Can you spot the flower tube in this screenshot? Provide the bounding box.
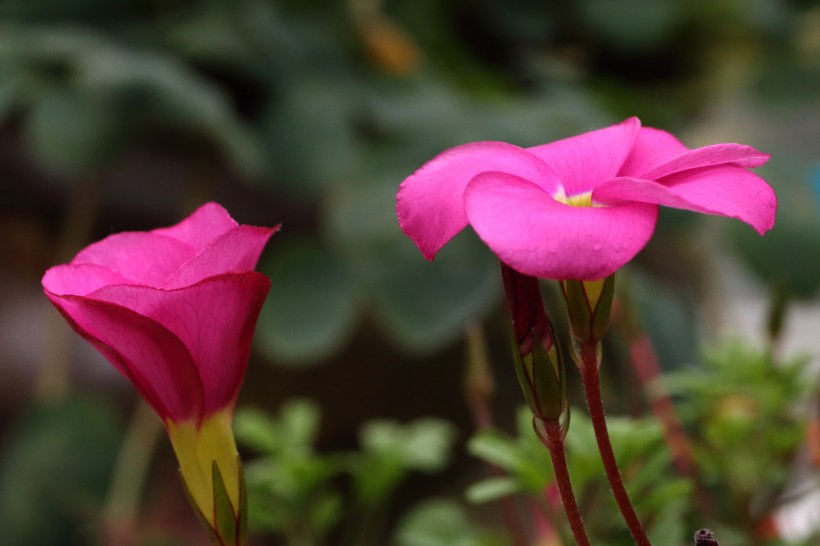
[42,202,279,544]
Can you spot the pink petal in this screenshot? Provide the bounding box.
[592,165,777,235]
[620,128,770,179]
[640,144,770,179]
[71,232,196,286]
[464,172,658,280]
[162,225,280,289]
[527,117,641,195]
[42,263,131,296]
[396,142,562,260]
[152,202,239,251]
[89,272,271,414]
[44,292,204,421]
[619,127,689,178]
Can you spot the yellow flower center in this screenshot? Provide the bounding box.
[554,190,594,208]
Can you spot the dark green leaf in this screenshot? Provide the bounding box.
[256,239,359,365]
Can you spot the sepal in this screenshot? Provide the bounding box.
[179,456,247,545]
[561,275,615,345]
[512,327,568,424]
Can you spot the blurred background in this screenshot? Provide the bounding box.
[0,1,819,545]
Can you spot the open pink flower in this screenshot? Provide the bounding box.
[397,117,776,280]
[42,202,278,422]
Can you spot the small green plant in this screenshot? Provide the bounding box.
[666,342,818,543]
[468,406,691,546]
[234,399,465,546]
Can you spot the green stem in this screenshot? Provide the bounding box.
[579,342,652,546]
[540,419,591,546]
[101,401,163,546]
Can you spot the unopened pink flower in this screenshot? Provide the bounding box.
[42,202,279,538]
[43,202,277,421]
[397,117,776,280]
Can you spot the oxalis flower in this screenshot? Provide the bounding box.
[42,202,279,545]
[396,117,776,281]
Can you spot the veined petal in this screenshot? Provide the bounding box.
[89,272,271,414]
[464,172,658,280]
[72,232,196,286]
[152,202,239,251]
[593,165,777,234]
[163,225,280,289]
[620,128,770,179]
[44,293,204,421]
[527,117,641,195]
[619,127,689,178]
[43,263,132,296]
[640,144,770,179]
[396,142,562,260]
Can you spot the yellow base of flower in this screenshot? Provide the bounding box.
[166,409,241,521]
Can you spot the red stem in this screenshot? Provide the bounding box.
[541,419,591,546]
[580,342,652,546]
[629,335,697,477]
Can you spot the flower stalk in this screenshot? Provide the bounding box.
[562,276,652,546]
[534,418,590,546]
[501,263,589,546]
[578,343,652,546]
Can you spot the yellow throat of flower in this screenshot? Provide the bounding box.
[555,190,594,208]
[166,409,241,521]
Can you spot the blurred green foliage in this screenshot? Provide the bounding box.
[234,399,459,545]
[666,342,817,543]
[0,397,122,546]
[468,406,691,545]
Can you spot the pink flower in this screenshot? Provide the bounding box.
[42,202,278,542]
[42,202,278,422]
[397,117,776,280]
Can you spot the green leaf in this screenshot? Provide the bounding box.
[646,501,687,546]
[235,400,322,455]
[256,238,359,365]
[260,76,363,197]
[360,419,456,471]
[354,419,456,504]
[308,492,343,535]
[467,416,551,495]
[370,234,499,353]
[580,0,683,52]
[325,176,500,353]
[393,499,501,546]
[466,431,523,472]
[279,399,322,449]
[465,477,519,504]
[26,87,121,176]
[234,409,282,455]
